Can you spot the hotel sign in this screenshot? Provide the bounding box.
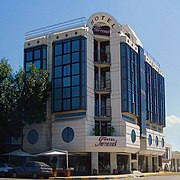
[95,136,117,147]
[87,12,119,33]
[93,26,110,36]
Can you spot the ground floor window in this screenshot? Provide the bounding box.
[98,152,110,175]
[117,154,130,174]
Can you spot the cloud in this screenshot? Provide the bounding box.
[164,115,180,151]
[166,115,180,127]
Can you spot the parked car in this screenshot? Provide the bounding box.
[0,163,16,177]
[10,161,53,178]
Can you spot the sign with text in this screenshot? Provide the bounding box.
[95,136,117,147]
[93,26,110,36]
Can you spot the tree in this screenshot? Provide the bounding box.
[0,58,50,147]
[15,64,50,125]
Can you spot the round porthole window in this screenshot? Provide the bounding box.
[162,138,165,148]
[131,129,136,143]
[155,136,159,147]
[62,127,74,143]
[27,129,38,144]
[148,134,152,146]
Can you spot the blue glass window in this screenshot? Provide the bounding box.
[54,56,62,66]
[55,66,62,78]
[26,51,32,61]
[34,60,41,69]
[72,63,79,75]
[63,88,70,98]
[131,129,136,143]
[63,54,70,64]
[24,45,47,71]
[52,36,86,112]
[27,129,38,144]
[54,89,62,99]
[72,52,79,63]
[148,134,152,146]
[155,136,158,147]
[34,49,41,59]
[63,77,70,87]
[72,97,80,109]
[55,44,62,56]
[63,41,70,54]
[62,127,74,143]
[72,40,79,52]
[72,75,80,86]
[63,65,70,76]
[63,99,70,110]
[72,86,80,97]
[162,138,165,148]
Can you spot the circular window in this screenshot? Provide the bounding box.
[27,129,38,144]
[162,138,165,148]
[62,127,74,143]
[155,136,159,147]
[148,134,152,146]
[131,129,136,143]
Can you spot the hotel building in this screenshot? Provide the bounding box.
[23,12,166,175]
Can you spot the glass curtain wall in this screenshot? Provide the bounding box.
[52,36,86,112]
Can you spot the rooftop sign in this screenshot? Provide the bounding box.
[87,12,119,33]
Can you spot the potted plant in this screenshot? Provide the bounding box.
[108,126,115,136]
[92,126,100,136]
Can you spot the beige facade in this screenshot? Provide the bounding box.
[23,12,165,175]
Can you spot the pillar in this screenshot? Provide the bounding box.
[91,152,98,175]
[110,152,117,174]
[148,155,152,172]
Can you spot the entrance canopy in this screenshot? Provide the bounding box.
[36,148,69,169]
[36,148,67,156]
[2,149,35,157]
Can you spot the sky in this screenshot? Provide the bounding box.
[0,0,180,150]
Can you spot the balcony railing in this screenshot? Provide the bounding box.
[94,51,111,65]
[95,78,111,92]
[95,106,111,119]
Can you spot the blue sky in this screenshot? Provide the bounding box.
[0,0,180,150]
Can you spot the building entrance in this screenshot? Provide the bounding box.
[98,152,110,175]
[117,154,130,174]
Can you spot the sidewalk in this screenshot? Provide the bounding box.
[49,171,180,180]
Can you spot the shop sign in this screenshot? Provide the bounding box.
[93,26,110,36]
[95,136,117,147]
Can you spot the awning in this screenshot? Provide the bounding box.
[36,148,66,156]
[36,148,69,169]
[2,149,35,157]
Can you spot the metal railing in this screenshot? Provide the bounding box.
[95,106,111,118]
[94,78,111,91]
[94,51,111,64]
[25,17,87,40]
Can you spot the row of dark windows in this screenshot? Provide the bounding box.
[145,63,166,126]
[24,36,86,113]
[121,43,140,116]
[52,36,86,112]
[24,45,47,72]
[121,43,165,128]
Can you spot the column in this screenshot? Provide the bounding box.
[148,155,152,172]
[110,152,117,174]
[91,152,98,175]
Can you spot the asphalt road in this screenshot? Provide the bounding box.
[126,174,180,180]
[1,175,180,180]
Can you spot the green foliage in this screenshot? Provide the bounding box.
[0,58,50,143]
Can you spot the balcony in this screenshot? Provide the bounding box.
[94,51,111,67]
[95,106,111,120]
[95,78,111,93]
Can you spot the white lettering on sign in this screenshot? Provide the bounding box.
[95,136,117,147]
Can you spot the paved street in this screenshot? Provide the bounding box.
[1,175,180,180]
[124,175,180,180]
